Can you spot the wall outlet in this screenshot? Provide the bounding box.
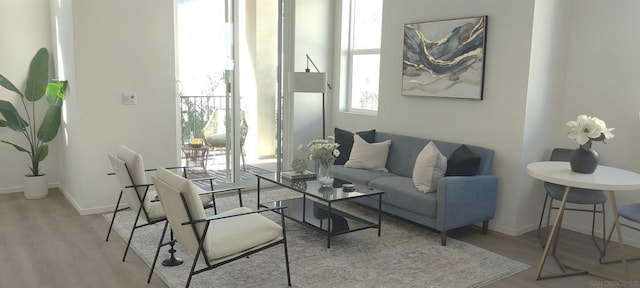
[122,93,137,105]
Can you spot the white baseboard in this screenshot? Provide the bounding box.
[0,182,62,195]
[0,186,23,195]
[57,183,129,216]
[481,221,640,249]
[485,222,520,237]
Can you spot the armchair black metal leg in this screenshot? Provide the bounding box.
[148,221,170,283]
[280,210,292,287]
[237,188,243,207]
[185,223,210,288]
[123,205,144,262]
[212,193,218,215]
[106,190,123,242]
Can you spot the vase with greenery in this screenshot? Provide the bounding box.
[306,137,340,187]
[0,48,66,198]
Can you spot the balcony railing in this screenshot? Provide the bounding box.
[180,95,227,144]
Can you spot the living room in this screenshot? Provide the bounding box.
[2,0,640,287]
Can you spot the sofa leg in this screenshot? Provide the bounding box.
[440,231,447,246]
[482,220,489,235]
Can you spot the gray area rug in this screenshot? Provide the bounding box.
[104,189,529,288]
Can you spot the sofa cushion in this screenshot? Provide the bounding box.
[334,127,376,165]
[368,176,437,218]
[413,142,447,193]
[332,165,396,185]
[345,134,391,172]
[446,144,481,176]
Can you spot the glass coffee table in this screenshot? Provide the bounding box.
[256,173,384,248]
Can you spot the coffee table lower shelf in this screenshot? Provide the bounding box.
[260,197,380,248]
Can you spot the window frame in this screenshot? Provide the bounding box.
[345,0,381,114]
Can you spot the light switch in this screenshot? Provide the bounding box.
[122,93,137,105]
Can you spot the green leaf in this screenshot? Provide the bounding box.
[34,144,48,162]
[0,100,28,131]
[37,105,62,142]
[0,74,25,98]
[24,48,49,102]
[0,140,30,153]
[45,81,66,107]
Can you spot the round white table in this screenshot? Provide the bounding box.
[527,161,640,281]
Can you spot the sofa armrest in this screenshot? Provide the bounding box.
[435,175,498,231]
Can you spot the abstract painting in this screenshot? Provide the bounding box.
[402,16,487,99]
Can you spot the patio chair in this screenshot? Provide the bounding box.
[151,167,291,288]
[201,109,248,170]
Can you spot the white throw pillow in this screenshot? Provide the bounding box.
[413,141,447,193]
[345,134,391,172]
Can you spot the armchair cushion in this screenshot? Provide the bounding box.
[204,207,282,260]
[112,148,166,221]
[154,168,281,261]
[156,168,209,255]
[116,146,148,211]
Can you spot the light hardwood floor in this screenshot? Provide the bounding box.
[1,189,639,287]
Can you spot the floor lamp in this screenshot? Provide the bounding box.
[289,71,328,138]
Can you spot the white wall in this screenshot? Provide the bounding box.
[0,0,58,193]
[54,0,179,214]
[333,0,640,247]
[555,0,640,245]
[517,0,571,233]
[334,0,537,236]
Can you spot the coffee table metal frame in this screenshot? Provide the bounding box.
[255,173,384,248]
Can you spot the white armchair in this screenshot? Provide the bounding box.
[152,167,291,287]
[107,145,245,283]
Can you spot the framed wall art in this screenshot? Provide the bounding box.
[402,16,487,100]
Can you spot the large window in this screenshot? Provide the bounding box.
[347,0,382,112]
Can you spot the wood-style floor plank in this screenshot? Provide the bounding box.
[0,189,167,288]
[1,189,639,287]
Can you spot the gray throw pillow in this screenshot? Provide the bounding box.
[446,145,481,176]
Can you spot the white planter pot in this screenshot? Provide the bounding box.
[24,174,48,199]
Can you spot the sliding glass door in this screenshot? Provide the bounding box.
[176,0,283,186]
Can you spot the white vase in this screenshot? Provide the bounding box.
[24,174,48,199]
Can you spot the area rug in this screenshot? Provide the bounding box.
[104,189,529,288]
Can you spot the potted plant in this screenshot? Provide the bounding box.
[0,48,66,199]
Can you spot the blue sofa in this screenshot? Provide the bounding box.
[332,131,498,245]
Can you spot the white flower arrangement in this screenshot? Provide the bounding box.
[304,137,340,168]
[566,114,614,150]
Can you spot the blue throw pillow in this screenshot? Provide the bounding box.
[334,127,376,165]
[445,144,481,176]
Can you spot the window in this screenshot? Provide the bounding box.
[347,0,382,112]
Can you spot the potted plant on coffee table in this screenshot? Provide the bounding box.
[0,48,66,199]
